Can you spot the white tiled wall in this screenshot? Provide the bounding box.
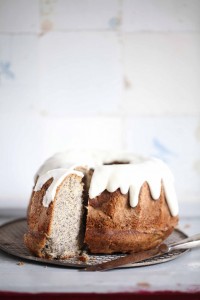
[39,32,122,116]
[0,0,199,207]
[52,0,120,30]
[122,0,200,32]
[122,33,200,115]
[0,0,39,33]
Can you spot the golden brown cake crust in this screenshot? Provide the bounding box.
[25,174,178,256]
[84,182,178,254]
[24,178,55,258]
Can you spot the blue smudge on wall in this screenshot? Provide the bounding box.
[152,138,176,162]
[0,61,15,80]
[108,17,120,29]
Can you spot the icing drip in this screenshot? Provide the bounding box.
[89,158,178,217]
[34,168,84,207]
[34,150,178,216]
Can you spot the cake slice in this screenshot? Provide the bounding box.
[24,170,85,258]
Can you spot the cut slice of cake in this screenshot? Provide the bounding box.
[24,170,85,258]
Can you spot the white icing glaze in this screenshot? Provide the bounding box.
[36,149,141,176]
[34,150,178,216]
[36,149,102,176]
[34,168,84,207]
[89,158,178,216]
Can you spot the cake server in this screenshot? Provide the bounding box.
[84,233,200,271]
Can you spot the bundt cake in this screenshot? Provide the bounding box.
[24,150,179,259]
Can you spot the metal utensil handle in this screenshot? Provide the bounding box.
[170,233,200,247]
[170,239,200,251]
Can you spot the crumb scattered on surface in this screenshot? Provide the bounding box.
[137,282,151,288]
[79,253,89,262]
[17,261,24,266]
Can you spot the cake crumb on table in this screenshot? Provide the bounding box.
[17,261,24,266]
[79,253,89,262]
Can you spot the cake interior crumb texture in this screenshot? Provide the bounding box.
[42,175,84,258]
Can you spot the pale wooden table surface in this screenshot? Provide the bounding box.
[0,203,199,293]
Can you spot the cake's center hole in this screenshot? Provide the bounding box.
[103,161,130,165]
